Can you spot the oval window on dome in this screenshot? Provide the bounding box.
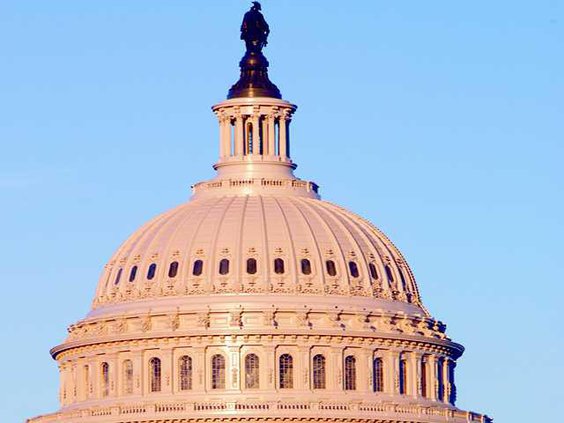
[385,265,394,282]
[325,260,337,276]
[219,258,230,275]
[114,268,122,285]
[369,263,379,280]
[301,258,312,275]
[147,263,157,280]
[274,258,285,274]
[348,261,360,278]
[168,261,179,278]
[192,260,203,276]
[246,258,257,275]
[129,265,138,282]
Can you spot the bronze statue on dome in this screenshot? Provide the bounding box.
[240,2,270,52]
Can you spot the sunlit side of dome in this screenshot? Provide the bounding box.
[28,4,490,423]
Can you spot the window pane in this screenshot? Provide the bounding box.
[420,358,427,398]
[313,354,326,389]
[192,260,203,276]
[348,261,359,278]
[344,355,356,390]
[219,259,230,275]
[245,354,260,389]
[437,358,444,401]
[326,260,337,276]
[399,358,407,395]
[301,258,312,275]
[211,354,226,389]
[274,258,285,275]
[123,360,133,394]
[246,258,257,275]
[279,354,293,389]
[147,263,157,280]
[373,357,384,392]
[129,266,138,282]
[150,357,161,392]
[179,356,192,391]
[168,261,179,278]
[101,362,110,397]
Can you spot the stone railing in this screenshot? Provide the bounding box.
[27,400,492,423]
[191,177,319,197]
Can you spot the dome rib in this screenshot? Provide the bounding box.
[286,196,327,293]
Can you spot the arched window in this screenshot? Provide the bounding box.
[219,259,230,275]
[369,263,379,280]
[300,258,312,275]
[245,354,260,389]
[385,265,394,283]
[279,354,293,389]
[168,261,179,278]
[192,259,203,276]
[312,354,326,389]
[129,265,138,282]
[211,354,226,389]
[373,357,384,392]
[147,263,157,280]
[246,258,257,274]
[344,355,356,390]
[348,261,360,278]
[274,258,285,274]
[325,260,337,276]
[179,356,192,391]
[420,357,428,398]
[101,362,110,397]
[437,358,445,401]
[114,268,122,285]
[123,360,133,394]
[149,357,161,392]
[399,357,407,395]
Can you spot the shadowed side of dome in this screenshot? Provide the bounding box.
[93,196,424,313]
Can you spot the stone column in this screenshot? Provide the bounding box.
[234,112,244,156]
[360,347,372,392]
[444,358,454,404]
[160,348,173,394]
[194,346,206,392]
[251,110,260,155]
[329,346,343,391]
[107,353,118,397]
[384,350,399,394]
[229,345,241,391]
[297,346,310,391]
[132,350,144,395]
[429,355,439,401]
[264,345,276,391]
[220,116,231,158]
[279,113,287,159]
[267,112,276,156]
[408,352,420,397]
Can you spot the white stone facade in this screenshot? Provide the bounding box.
[28,15,490,423]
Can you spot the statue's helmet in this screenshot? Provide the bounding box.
[252,1,262,10]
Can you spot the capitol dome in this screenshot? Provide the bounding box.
[29,4,490,423]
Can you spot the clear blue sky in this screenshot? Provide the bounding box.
[1,1,562,421]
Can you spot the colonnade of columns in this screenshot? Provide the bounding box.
[215,103,294,161]
[58,344,456,408]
